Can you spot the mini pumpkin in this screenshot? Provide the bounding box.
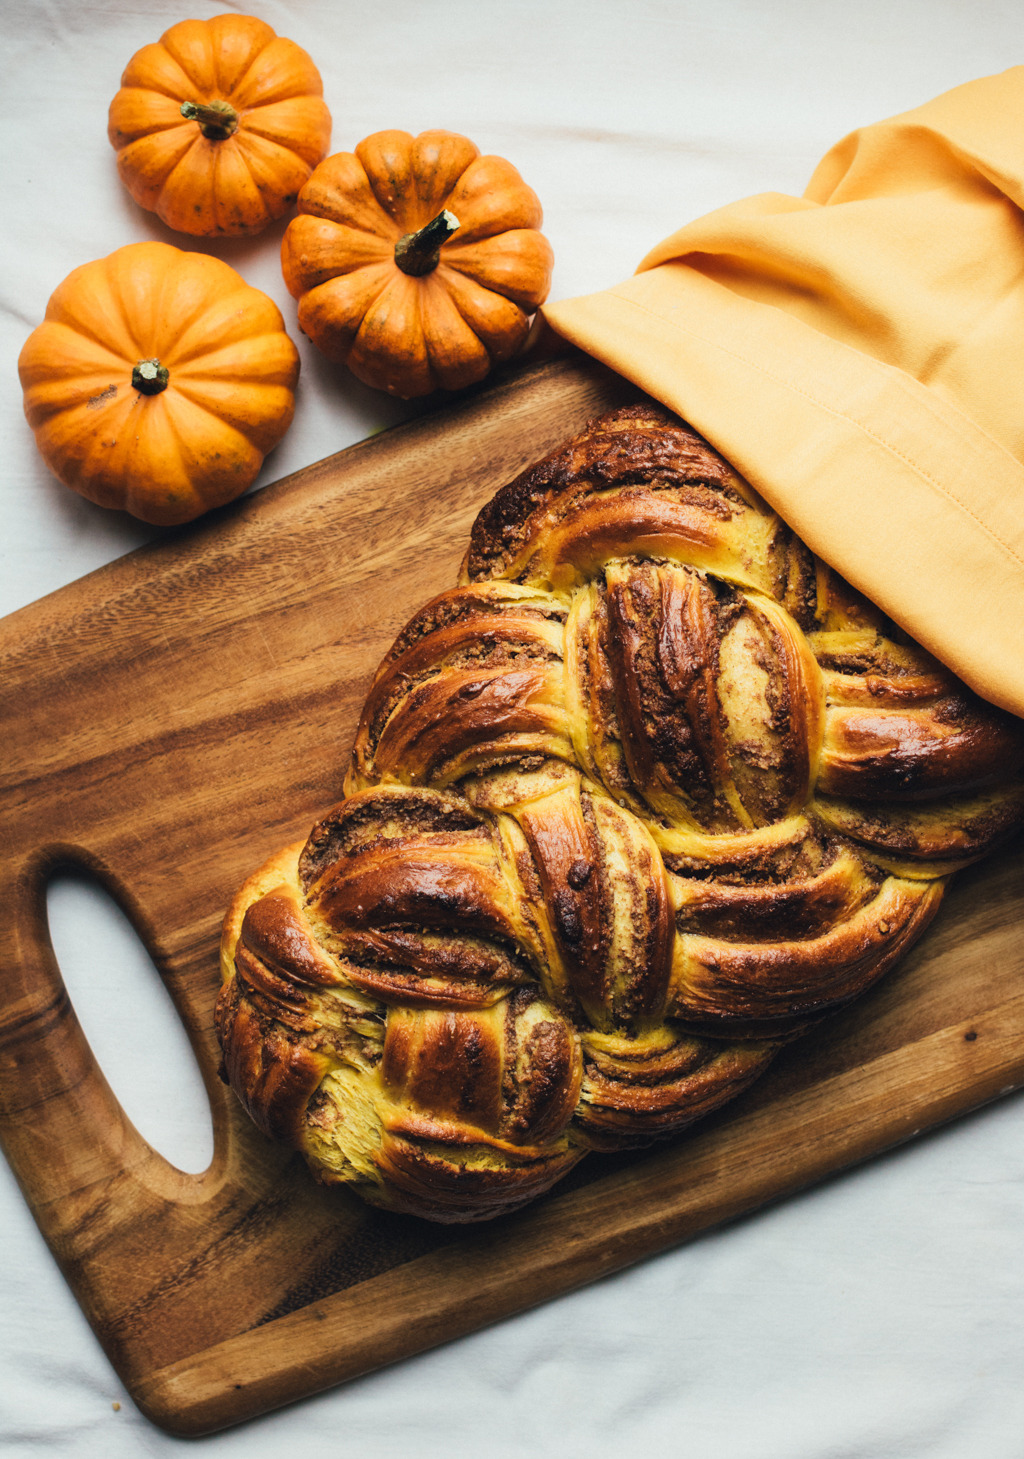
[108,14,331,237]
[281,129,554,397]
[18,242,300,526]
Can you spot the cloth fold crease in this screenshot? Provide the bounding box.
[545,66,1024,716]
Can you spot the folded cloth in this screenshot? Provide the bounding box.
[544,67,1024,718]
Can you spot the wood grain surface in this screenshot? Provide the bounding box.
[1,354,1022,1436]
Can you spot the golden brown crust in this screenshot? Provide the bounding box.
[218,405,1024,1221]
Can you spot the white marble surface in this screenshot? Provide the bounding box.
[3,2,1024,1454]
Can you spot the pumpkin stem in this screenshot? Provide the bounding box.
[132,359,169,396]
[394,210,460,277]
[180,99,239,141]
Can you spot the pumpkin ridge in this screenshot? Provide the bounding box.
[240,94,329,119]
[159,20,222,96]
[36,392,141,472]
[359,269,423,348]
[364,169,409,226]
[212,142,271,235]
[283,219,394,294]
[304,206,401,247]
[119,42,196,104]
[167,385,297,455]
[164,289,290,366]
[27,320,131,387]
[134,257,206,366]
[238,88,327,116]
[229,35,323,109]
[111,402,166,506]
[63,396,169,514]
[110,92,188,143]
[168,372,295,404]
[152,307,245,369]
[439,234,553,311]
[293,150,399,234]
[234,97,330,147]
[41,261,129,355]
[168,331,299,377]
[115,128,198,210]
[356,131,421,231]
[129,251,238,363]
[442,155,544,240]
[72,263,145,364]
[151,400,265,518]
[419,271,490,390]
[229,129,312,197]
[123,77,196,107]
[350,271,430,396]
[297,265,395,361]
[433,266,530,366]
[154,131,220,229]
[22,377,125,431]
[435,254,518,299]
[159,387,265,469]
[208,15,277,95]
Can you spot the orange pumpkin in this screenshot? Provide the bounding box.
[18,242,300,526]
[281,129,554,397]
[108,14,331,237]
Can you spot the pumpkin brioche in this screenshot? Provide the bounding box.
[217,405,1024,1221]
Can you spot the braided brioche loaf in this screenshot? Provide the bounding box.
[217,405,1024,1222]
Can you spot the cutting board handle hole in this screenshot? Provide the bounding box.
[46,870,214,1175]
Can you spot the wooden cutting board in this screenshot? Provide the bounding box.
[2,354,1023,1436]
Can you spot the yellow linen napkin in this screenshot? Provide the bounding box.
[544,67,1024,717]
